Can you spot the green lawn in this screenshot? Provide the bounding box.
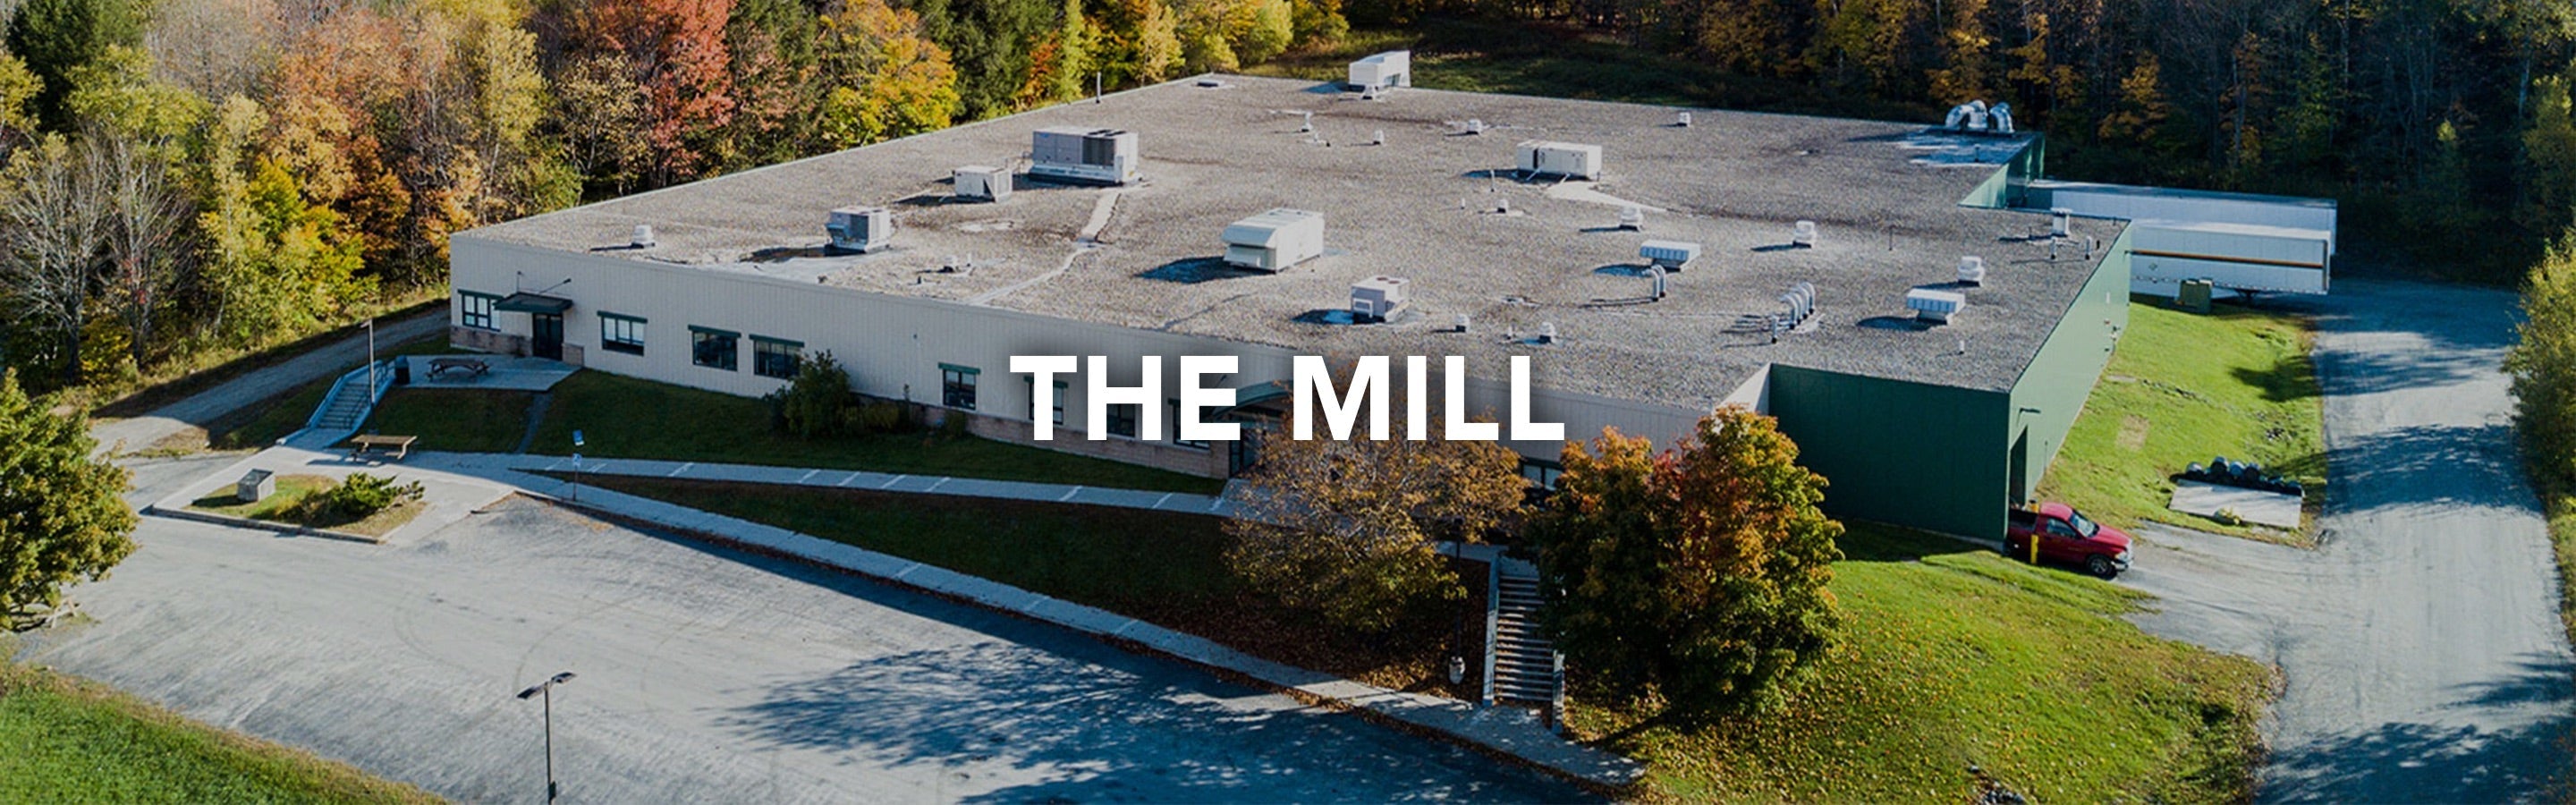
[2037,298,2325,542]
[0,661,434,803]
[1574,522,2275,803]
[364,388,534,453]
[531,371,1224,495]
[188,474,427,538]
[202,338,455,452]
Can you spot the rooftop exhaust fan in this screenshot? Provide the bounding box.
[1536,322,1558,343]
[1792,220,1818,247]
[1957,256,1987,285]
[1676,111,1693,128]
[1616,206,1644,231]
[2049,208,2072,238]
[631,225,657,249]
[1455,313,1471,334]
[1462,119,1487,135]
[1908,288,1967,323]
[1371,129,1385,146]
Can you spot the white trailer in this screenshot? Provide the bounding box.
[1348,51,1411,91]
[1516,140,1602,180]
[1222,208,1326,272]
[1030,126,1139,185]
[2128,220,2331,296]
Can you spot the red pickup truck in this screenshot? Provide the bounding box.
[2005,503,2134,579]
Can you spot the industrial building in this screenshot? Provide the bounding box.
[451,73,2178,538]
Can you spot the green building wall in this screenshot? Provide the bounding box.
[1767,227,2131,539]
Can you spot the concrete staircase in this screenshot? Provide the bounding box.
[311,368,381,432]
[1485,560,1564,720]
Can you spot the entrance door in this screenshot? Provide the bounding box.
[2008,429,2031,505]
[531,313,564,360]
[1228,431,1263,477]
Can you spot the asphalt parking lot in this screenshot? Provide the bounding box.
[20,454,1590,803]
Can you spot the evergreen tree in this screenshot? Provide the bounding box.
[0,369,135,624]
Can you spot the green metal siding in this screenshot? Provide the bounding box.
[2007,227,2134,502]
[1769,366,2009,538]
[1957,135,2046,209]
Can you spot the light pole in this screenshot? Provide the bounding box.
[364,318,377,402]
[515,671,576,802]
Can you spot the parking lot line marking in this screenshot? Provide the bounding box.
[1058,486,1082,502]
[880,474,907,489]
[927,478,951,492]
[798,469,820,484]
[666,462,693,478]
[1154,492,1175,508]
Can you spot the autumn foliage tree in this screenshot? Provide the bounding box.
[1528,406,1843,720]
[1224,405,1527,633]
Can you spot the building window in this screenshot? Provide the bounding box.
[1171,400,1208,449]
[459,292,498,330]
[691,326,738,370]
[940,363,979,410]
[1520,460,1563,490]
[1107,403,1139,438]
[752,336,802,378]
[599,313,646,355]
[1027,378,1067,425]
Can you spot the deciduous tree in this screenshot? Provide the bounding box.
[0,369,134,624]
[1528,407,1843,719]
[2510,230,2576,492]
[0,135,106,386]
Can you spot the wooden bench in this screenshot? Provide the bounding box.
[348,434,418,462]
[427,357,490,378]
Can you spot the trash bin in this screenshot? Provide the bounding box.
[394,357,411,386]
[2178,278,2215,313]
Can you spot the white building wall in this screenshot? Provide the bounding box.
[452,236,1710,474]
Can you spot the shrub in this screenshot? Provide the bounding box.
[303,472,424,521]
[772,351,858,439]
[849,400,908,433]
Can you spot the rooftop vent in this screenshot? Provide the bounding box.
[1455,313,1472,333]
[953,165,1010,202]
[1348,50,1411,92]
[631,225,656,249]
[1297,110,1315,133]
[1030,126,1138,185]
[1944,100,2014,134]
[1908,288,1967,323]
[1350,275,1410,322]
[1676,111,1693,128]
[2049,208,2072,238]
[1372,129,1385,146]
[826,207,893,253]
[1616,205,1643,231]
[1222,208,1326,272]
[1536,322,1558,344]
[1772,282,1817,343]
[1640,240,1702,270]
[1516,140,1603,180]
[1793,220,1818,247]
[1462,118,1487,135]
[1648,266,1668,300]
[1957,256,1987,285]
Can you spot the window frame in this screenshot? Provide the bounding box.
[940,363,979,411]
[1519,460,1563,490]
[690,326,740,371]
[458,291,500,331]
[1025,377,1067,426]
[599,312,647,355]
[751,335,802,379]
[1170,399,1208,449]
[1106,403,1139,438]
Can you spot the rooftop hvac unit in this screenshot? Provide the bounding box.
[1640,240,1702,270]
[631,225,657,249]
[826,206,893,253]
[1516,140,1603,180]
[1221,208,1326,272]
[1908,288,1967,323]
[953,165,1010,202]
[1350,275,1410,322]
[1957,256,1987,285]
[1792,220,1818,247]
[1348,50,1411,92]
[1029,126,1138,185]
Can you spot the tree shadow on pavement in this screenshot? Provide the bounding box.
[717,641,1598,803]
[2320,423,2533,514]
[2262,712,2571,802]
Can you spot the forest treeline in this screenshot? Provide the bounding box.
[0,0,2571,397]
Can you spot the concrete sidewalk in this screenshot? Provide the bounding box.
[140,447,518,545]
[436,453,1242,517]
[150,447,1642,788]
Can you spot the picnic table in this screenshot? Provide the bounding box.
[427,357,490,378]
[348,434,418,462]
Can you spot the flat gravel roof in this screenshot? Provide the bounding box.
[460,75,2122,408]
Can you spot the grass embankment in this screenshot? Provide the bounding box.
[584,476,2273,801]
[85,295,445,419]
[573,475,1460,694]
[0,661,434,803]
[1575,523,2275,803]
[364,388,535,453]
[186,474,427,538]
[2038,298,2325,543]
[527,371,1224,495]
[191,337,455,452]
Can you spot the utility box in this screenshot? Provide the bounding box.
[1907,288,1967,324]
[826,207,893,253]
[2178,278,2215,313]
[1222,208,1326,272]
[1347,51,1411,91]
[1350,275,1410,321]
[238,469,275,503]
[1516,140,1603,180]
[953,165,1010,202]
[1030,127,1138,185]
[1640,240,1702,270]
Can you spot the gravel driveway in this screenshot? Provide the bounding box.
[2122,279,2573,802]
[17,454,1590,803]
